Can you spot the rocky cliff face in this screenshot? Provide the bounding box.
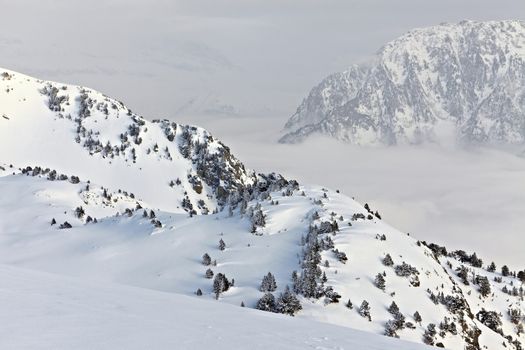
[281,20,525,145]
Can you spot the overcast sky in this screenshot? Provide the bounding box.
[1,0,524,121]
[1,1,524,267]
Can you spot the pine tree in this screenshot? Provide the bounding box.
[358,300,371,321]
[196,288,202,296]
[219,239,226,251]
[517,322,524,336]
[202,253,212,266]
[477,276,491,297]
[502,265,510,277]
[256,292,276,312]
[469,252,483,268]
[321,271,328,283]
[382,253,394,266]
[423,323,436,345]
[393,310,406,330]
[291,270,300,293]
[457,265,470,285]
[205,268,214,279]
[388,301,400,315]
[346,298,353,309]
[487,261,496,272]
[414,311,422,324]
[517,270,525,283]
[213,273,230,299]
[374,273,386,291]
[384,320,399,338]
[251,208,266,232]
[75,206,85,219]
[476,309,502,333]
[260,272,277,292]
[276,286,302,316]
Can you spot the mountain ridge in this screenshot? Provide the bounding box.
[1,67,524,349]
[281,20,525,145]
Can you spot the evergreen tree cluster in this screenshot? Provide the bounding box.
[453,250,483,268]
[438,317,458,337]
[476,309,502,335]
[384,306,406,337]
[255,286,302,316]
[292,225,340,301]
[422,323,437,346]
[426,290,469,315]
[363,203,382,220]
[250,204,266,233]
[393,262,420,286]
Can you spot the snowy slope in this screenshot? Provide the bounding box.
[281,20,525,145]
[0,68,264,215]
[0,264,431,350]
[0,68,524,349]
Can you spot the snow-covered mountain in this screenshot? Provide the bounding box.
[281,20,525,145]
[1,68,524,349]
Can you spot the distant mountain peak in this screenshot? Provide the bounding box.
[281,20,525,145]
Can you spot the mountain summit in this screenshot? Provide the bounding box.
[281,20,525,145]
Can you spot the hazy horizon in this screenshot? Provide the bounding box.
[1,1,524,268]
[1,0,524,121]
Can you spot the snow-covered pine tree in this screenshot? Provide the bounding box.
[384,320,399,338]
[388,301,400,315]
[374,273,386,291]
[256,292,276,312]
[414,311,422,324]
[202,253,212,266]
[218,238,226,251]
[275,286,302,316]
[212,273,230,299]
[260,272,277,292]
[382,253,394,266]
[423,323,436,345]
[358,300,371,321]
[477,275,491,297]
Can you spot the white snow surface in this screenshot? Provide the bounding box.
[0,264,432,350]
[0,67,524,350]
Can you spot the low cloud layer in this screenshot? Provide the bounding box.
[186,114,525,270]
